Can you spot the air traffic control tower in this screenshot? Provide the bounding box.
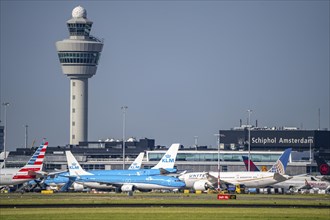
[56,6,104,145]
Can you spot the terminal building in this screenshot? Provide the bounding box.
[2,126,329,176]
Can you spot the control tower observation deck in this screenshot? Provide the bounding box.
[56,6,104,145]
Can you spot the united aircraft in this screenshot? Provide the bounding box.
[242,154,330,192]
[66,148,185,192]
[0,142,48,186]
[179,148,292,191]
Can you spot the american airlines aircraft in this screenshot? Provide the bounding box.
[0,142,48,186]
[179,148,292,191]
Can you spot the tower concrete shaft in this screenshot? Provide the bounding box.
[56,6,104,145]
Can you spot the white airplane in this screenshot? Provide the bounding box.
[273,175,330,192]
[0,142,48,186]
[242,155,330,192]
[0,151,10,169]
[179,148,292,191]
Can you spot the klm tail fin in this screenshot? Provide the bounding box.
[152,143,180,169]
[128,152,144,170]
[315,157,330,176]
[65,151,93,176]
[268,148,292,174]
[242,156,260,172]
[13,142,48,180]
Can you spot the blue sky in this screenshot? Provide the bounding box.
[1,0,329,150]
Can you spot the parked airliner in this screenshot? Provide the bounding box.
[242,155,330,192]
[179,148,292,191]
[40,143,180,191]
[0,142,48,186]
[67,148,185,192]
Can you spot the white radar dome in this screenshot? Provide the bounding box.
[72,6,87,18]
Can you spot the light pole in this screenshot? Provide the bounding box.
[25,125,28,149]
[214,133,221,191]
[308,136,313,162]
[121,106,128,170]
[194,136,198,150]
[2,102,9,168]
[247,109,252,172]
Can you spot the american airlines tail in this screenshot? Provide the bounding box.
[13,142,48,181]
[152,143,180,169]
[128,152,144,170]
[65,151,93,176]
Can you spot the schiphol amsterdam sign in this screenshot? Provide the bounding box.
[251,137,313,145]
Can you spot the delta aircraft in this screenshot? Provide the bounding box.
[179,148,292,191]
[242,155,330,192]
[0,142,48,186]
[66,148,185,192]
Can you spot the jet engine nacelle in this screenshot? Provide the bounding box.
[193,181,209,191]
[121,184,135,192]
[73,183,84,192]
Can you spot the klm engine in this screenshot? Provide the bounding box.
[121,184,135,192]
[73,183,84,192]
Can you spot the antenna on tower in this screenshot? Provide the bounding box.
[318,108,321,130]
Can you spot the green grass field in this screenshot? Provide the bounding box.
[0,193,329,220]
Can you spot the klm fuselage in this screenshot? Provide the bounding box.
[77,175,185,191]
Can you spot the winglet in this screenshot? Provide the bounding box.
[152,143,180,169]
[128,152,144,170]
[269,148,292,174]
[65,151,93,176]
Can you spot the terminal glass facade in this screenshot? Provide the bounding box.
[147,151,283,162]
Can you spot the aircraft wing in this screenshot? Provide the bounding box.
[28,170,68,178]
[273,173,291,182]
[205,172,230,189]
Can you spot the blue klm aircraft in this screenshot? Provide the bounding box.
[36,143,180,191]
[66,145,185,192]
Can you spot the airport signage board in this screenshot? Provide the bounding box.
[221,130,315,148]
